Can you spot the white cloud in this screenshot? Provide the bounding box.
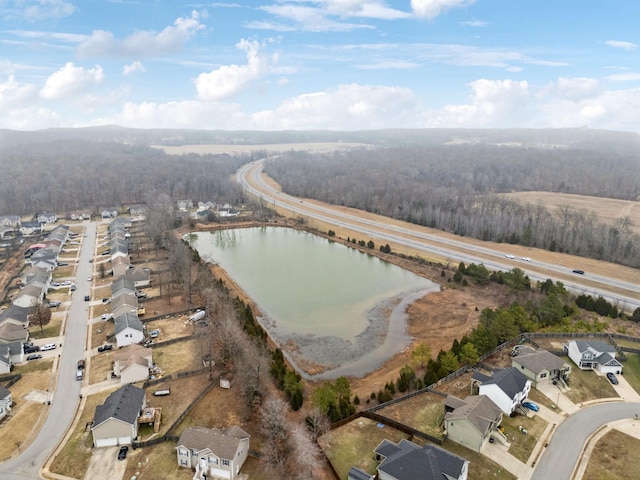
[76,11,205,57]
[606,72,640,82]
[195,39,275,101]
[459,19,487,27]
[0,75,38,109]
[6,29,86,43]
[0,106,62,130]
[411,0,475,20]
[123,61,145,76]
[553,77,602,100]
[39,62,104,100]
[8,0,76,22]
[249,84,423,130]
[356,60,419,70]
[605,40,637,51]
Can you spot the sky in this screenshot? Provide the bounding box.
[1,0,639,132]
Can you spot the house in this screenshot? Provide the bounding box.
[512,346,571,387]
[114,312,144,348]
[20,221,42,236]
[114,345,152,385]
[0,215,21,229]
[128,204,147,218]
[348,467,374,480]
[0,347,12,374]
[101,208,118,219]
[0,305,31,327]
[12,285,44,309]
[91,384,146,447]
[472,367,531,415]
[564,340,622,374]
[0,322,29,345]
[176,425,250,480]
[36,212,57,224]
[0,385,12,421]
[444,394,505,452]
[115,267,151,289]
[374,438,469,480]
[177,200,193,212]
[111,256,131,278]
[111,292,138,319]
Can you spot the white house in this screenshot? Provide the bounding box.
[114,313,144,348]
[12,285,44,308]
[565,340,622,374]
[374,438,469,480]
[0,385,12,420]
[0,348,12,375]
[473,367,531,415]
[176,425,250,480]
[91,384,146,447]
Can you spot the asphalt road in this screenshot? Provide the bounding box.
[0,222,96,480]
[531,402,640,480]
[236,160,640,313]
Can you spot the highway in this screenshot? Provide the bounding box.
[236,160,640,313]
[0,222,96,480]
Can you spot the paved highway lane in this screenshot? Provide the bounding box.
[0,222,96,480]
[236,161,640,313]
[531,402,640,480]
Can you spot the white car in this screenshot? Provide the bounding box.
[522,257,531,262]
[41,343,56,351]
[505,254,515,259]
[101,313,112,321]
[87,276,92,281]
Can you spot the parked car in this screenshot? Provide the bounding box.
[48,301,61,307]
[70,284,76,291]
[522,401,539,412]
[87,276,92,281]
[24,345,40,353]
[97,344,113,352]
[101,313,111,321]
[102,297,111,303]
[84,295,90,301]
[26,354,42,361]
[41,343,56,351]
[606,372,619,385]
[135,290,147,298]
[58,262,68,266]
[117,446,129,460]
[77,359,85,369]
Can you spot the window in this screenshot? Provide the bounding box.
[540,372,547,379]
[209,457,218,465]
[180,459,187,466]
[222,459,230,467]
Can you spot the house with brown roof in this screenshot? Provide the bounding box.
[512,346,571,387]
[114,344,152,385]
[444,394,505,452]
[176,425,250,480]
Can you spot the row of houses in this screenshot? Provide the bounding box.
[0,225,71,375]
[176,200,241,218]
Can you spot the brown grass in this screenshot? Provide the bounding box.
[500,413,548,463]
[582,429,640,480]
[377,392,446,440]
[502,191,640,235]
[563,361,619,403]
[49,388,116,478]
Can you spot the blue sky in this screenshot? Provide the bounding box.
[1,0,638,131]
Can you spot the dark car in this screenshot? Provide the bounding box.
[97,344,113,352]
[117,445,129,460]
[26,354,42,361]
[84,295,90,301]
[25,345,40,353]
[70,284,76,291]
[607,372,619,385]
[572,269,585,274]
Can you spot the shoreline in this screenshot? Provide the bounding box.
[257,284,441,380]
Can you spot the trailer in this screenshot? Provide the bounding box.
[188,310,206,322]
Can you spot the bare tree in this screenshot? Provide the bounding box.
[31,300,52,333]
[290,424,322,479]
[259,397,291,469]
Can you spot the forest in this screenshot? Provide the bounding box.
[264,143,640,267]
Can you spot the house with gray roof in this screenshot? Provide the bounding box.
[565,340,622,374]
[374,438,469,480]
[111,292,138,319]
[114,312,144,348]
[0,215,21,229]
[91,384,146,447]
[473,367,531,415]
[444,394,505,452]
[0,347,12,374]
[176,425,250,480]
[12,284,44,309]
[0,385,12,420]
[348,467,374,480]
[115,267,151,289]
[0,322,29,345]
[512,346,571,387]
[20,221,42,236]
[0,305,31,327]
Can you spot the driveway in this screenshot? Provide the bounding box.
[83,446,127,480]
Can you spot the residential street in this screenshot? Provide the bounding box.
[0,222,96,480]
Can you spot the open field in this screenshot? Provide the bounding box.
[582,429,640,480]
[377,392,446,440]
[502,191,640,235]
[501,413,548,463]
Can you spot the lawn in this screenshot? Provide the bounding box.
[377,392,446,440]
[437,440,516,480]
[28,313,63,339]
[619,353,640,395]
[563,357,619,403]
[500,412,548,463]
[319,417,409,479]
[49,387,117,478]
[582,429,640,480]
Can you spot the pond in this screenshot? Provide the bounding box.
[190,227,439,379]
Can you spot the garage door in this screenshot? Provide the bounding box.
[95,437,118,448]
[117,436,132,445]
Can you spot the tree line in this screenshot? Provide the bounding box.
[264,145,640,267]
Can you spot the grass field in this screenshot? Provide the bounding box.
[376,392,446,440]
[582,429,640,480]
[562,357,619,403]
[500,413,548,463]
[620,353,640,394]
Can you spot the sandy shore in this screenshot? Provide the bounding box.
[258,284,441,380]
